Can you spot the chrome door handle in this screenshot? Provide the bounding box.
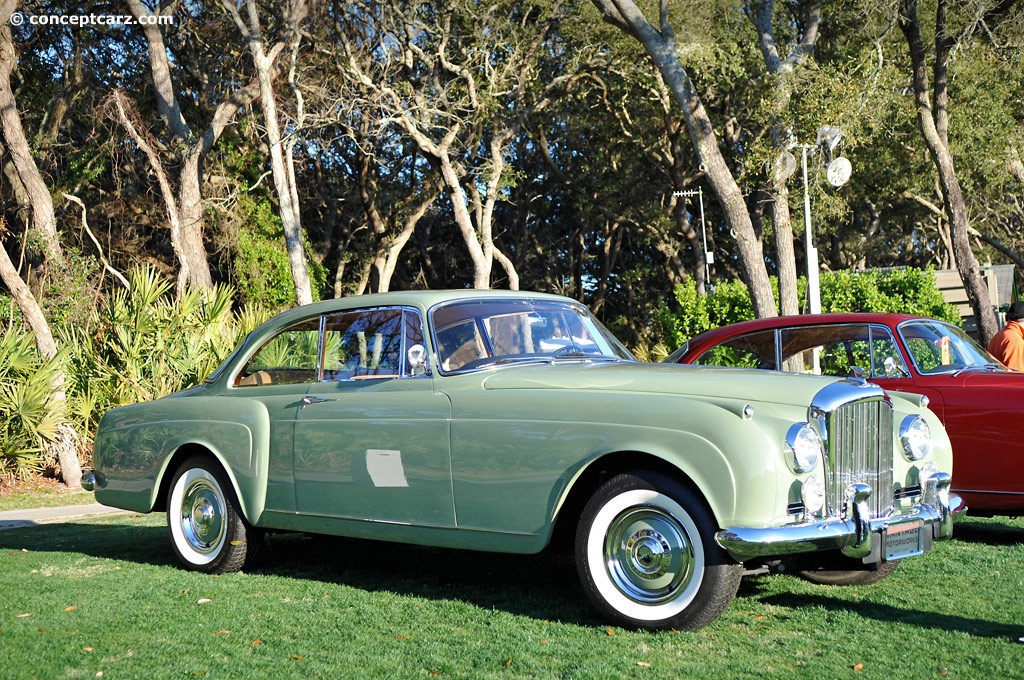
[301,395,333,405]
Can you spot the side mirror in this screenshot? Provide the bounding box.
[407,344,430,376]
[883,356,909,378]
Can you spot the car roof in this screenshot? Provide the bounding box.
[246,289,583,339]
[276,289,569,317]
[677,312,939,360]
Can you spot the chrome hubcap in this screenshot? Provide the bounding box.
[605,506,694,604]
[180,477,225,555]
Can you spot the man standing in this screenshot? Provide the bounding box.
[988,301,1024,370]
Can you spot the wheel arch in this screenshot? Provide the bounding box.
[549,451,720,553]
[154,444,263,526]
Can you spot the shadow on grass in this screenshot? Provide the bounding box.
[0,516,175,567]
[0,518,598,626]
[4,518,1019,637]
[250,531,595,624]
[950,518,1024,546]
[755,590,1021,641]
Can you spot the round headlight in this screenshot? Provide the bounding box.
[900,415,932,461]
[919,461,939,485]
[801,474,826,515]
[786,422,822,473]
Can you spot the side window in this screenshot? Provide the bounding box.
[694,329,776,369]
[237,318,321,386]
[868,326,908,377]
[780,324,871,377]
[323,308,404,380]
[436,319,485,371]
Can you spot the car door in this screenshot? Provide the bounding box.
[292,306,455,527]
[232,315,323,513]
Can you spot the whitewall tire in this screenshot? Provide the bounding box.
[575,472,742,630]
[167,456,258,574]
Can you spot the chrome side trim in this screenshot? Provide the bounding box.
[950,488,1024,497]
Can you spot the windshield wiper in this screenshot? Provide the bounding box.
[951,363,1005,377]
[493,356,553,366]
[552,347,592,359]
[550,352,623,363]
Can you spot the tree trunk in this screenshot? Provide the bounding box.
[0,0,64,269]
[444,168,492,289]
[748,0,822,317]
[770,177,800,316]
[0,0,79,487]
[124,0,217,292]
[591,0,777,318]
[898,0,998,343]
[223,0,313,306]
[0,242,81,488]
[378,190,441,293]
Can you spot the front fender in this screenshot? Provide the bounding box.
[92,396,271,523]
[549,394,794,532]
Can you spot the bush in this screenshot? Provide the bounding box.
[59,265,271,445]
[653,267,961,351]
[0,328,64,479]
[231,196,327,310]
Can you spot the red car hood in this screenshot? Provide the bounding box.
[937,367,1024,388]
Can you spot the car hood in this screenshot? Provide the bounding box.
[481,361,860,408]
[954,367,1024,387]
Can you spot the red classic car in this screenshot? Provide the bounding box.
[668,313,1022,516]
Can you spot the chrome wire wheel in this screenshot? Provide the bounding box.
[603,504,696,606]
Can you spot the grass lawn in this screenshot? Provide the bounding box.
[1,512,1021,679]
[0,477,94,512]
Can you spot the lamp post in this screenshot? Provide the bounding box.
[781,126,851,315]
[673,188,712,292]
[800,145,821,314]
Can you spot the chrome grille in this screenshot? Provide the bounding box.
[820,394,893,518]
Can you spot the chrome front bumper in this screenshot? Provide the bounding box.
[716,472,965,563]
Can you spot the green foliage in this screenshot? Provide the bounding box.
[41,247,102,328]
[654,267,960,350]
[58,265,271,442]
[653,278,757,352]
[0,329,64,479]
[232,196,327,310]
[820,268,960,321]
[2,267,274,472]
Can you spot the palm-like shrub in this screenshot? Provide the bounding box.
[60,266,271,445]
[0,329,64,478]
[4,266,273,478]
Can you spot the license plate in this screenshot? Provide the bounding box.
[884,520,924,560]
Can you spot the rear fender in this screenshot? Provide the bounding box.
[93,396,272,523]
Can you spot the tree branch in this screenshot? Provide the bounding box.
[62,193,130,289]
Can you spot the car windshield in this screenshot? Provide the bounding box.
[898,319,1001,374]
[431,299,633,372]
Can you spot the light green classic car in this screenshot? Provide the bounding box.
[84,290,963,630]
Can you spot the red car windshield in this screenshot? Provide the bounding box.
[897,319,1001,374]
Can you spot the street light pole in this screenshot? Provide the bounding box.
[783,126,850,316]
[673,188,712,291]
[800,145,822,315]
